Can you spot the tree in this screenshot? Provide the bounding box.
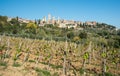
[0,15,8,27]
[26,22,37,29]
[44,24,54,28]
[117,29,120,35]
[26,22,37,34]
[67,32,74,39]
[10,18,19,25]
[79,31,87,39]
[34,19,37,25]
[38,19,41,24]
[16,16,19,21]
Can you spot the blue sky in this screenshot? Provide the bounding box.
[0,0,120,28]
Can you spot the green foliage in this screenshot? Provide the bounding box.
[44,24,54,28]
[0,61,7,66]
[0,15,119,45]
[99,72,114,76]
[35,67,51,76]
[28,60,35,63]
[10,18,19,25]
[13,52,21,61]
[79,31,87,39]
[105,72,114,76]
[52,72,59,76]
[0,15,8,26]
[0,15,120,53]
[117,29,120,35]
[67,32,74,39]
[26,22,37,29]
[50,64,63,69]
[40,62,63,69]
[79,68,84,75]
[97,30,109,37]
[0,45,6,51]
[101,53,107,58]
[0,45,6,60]
[12,62,21,67]
[83,52,89,60]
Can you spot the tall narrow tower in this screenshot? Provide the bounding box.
[48,14,51,24]
[44,16,46,22]
[57,16,60,24]
[52,16,55,24]
[42,16,46,22]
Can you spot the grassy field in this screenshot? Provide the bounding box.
[0,35,120,76]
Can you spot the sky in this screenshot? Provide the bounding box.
[0,0,120,28]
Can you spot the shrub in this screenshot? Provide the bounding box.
[79,31,87,39]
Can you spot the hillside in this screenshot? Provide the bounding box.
[0,15,118,41]
[0,15,120,76]
[0,36,120,76]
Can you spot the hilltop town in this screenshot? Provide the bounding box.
[0,14,117,41]
[7,14,98,29]
[0,14,120,76]
[38,14,97,28]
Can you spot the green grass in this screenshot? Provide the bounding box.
[0,61,7,66]
[28,60,35,63]
[12,62,21,67]
[50,64,63,69]
[40,62,63,69]
[40,62,48,65]
[52,72,59,76]
[98,72,115,76]
[79,68,84,75]
[34,67,51,76]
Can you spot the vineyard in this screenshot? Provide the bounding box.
[0,35,120,76]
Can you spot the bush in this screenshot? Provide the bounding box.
[67,32,75,39]
[79,31,87,39]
